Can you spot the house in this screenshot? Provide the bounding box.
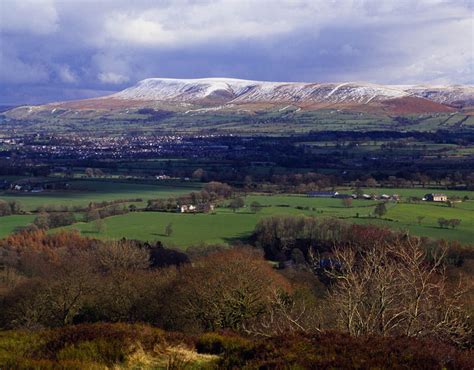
[424,193,448,202]
[307,191,339,198]
[178,204,197,213]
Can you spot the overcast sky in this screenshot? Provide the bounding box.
[0,0,472,105]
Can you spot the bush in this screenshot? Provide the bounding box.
[56,339,126,365]
[225,332,474,369]
[36,323,164,362]
[196,332,255,368]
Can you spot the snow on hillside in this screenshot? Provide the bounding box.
[111,78,474,106]
[112,78,412,105]
[400,85,474,105]
[5,78,472,120]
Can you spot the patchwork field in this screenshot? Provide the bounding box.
[56,193,474,248]
[0,180,201,211]
[1,186,473,245]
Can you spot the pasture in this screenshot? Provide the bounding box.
[60,193,474,248]
[0,215,36,238]
[0,179,201,211]
[1,187,473,246]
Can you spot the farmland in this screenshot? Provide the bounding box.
[0,179,201,211]
[2,181,473,244]
[32,191,470,247]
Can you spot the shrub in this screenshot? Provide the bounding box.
[56,339,126,365]
[36,323,164,362]
[226,332,474,369]
[196,332,255,368]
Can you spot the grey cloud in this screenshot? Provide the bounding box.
[0,0,472,105]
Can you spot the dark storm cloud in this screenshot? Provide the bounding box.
[0,0,472,104]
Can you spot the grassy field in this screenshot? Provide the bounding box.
[55,193,474,248]
[359,187,474,198]
[0,215,36,238]
[0,180,201,211]
[354,202,474,243]
[2,186,473,246]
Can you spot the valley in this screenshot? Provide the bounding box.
[2,1,474,367]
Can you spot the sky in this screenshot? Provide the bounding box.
[0,0,473,105]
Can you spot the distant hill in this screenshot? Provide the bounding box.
[3,78,474,126]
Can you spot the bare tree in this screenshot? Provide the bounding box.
[95,240,150,273]
[315,238,471,346]
[416,215,425,225]
[243,288,322,337]
[341,197,353,208]
[171,248,290,332]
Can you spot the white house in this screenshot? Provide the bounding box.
[179,204,197,213]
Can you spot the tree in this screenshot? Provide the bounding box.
[94,218,106,233]
[229,197,245,213]
[33,212,50,230]
[365,177,378,188]
[2,250,96,327]
[438,218,448,228]
[354,187,364,199]
[170,248,290,332]
[0,200,12,216]
[192,168,206,181]
[95,240,150,272]
[86,209,101,222]
[250,201,263,213]
[242,288,322,337]
[448,219,461,229]
[419,174,430,188]
[94,168,105,177]
[165,222,173,237]
[342,197,353,208]
[85,168,94,177]
[373,202,387,218]
[416,215,425,225]
[322,238,470,345]
[8,201,22,214]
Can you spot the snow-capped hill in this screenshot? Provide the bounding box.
[111,78,474,107]
[112,78,265,102]
[231,82,408,104]
[4,78,472,121]
[401,85,474,106]
[112,78,410,105]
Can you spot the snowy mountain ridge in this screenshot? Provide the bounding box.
[111,77,474,106]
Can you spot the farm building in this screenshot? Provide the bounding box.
[424,193,448,202]
[177,204,215,213]
[178,204,197,213]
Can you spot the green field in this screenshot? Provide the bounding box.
[360,187,474,199]
[55,193,474,248]
[0,180,201,211]
[0,215,36,238]
[4,109,472,135]
[2,187,473,246]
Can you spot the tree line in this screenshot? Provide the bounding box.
[0,218,471,348]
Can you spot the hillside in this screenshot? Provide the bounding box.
[4,78,473,121]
